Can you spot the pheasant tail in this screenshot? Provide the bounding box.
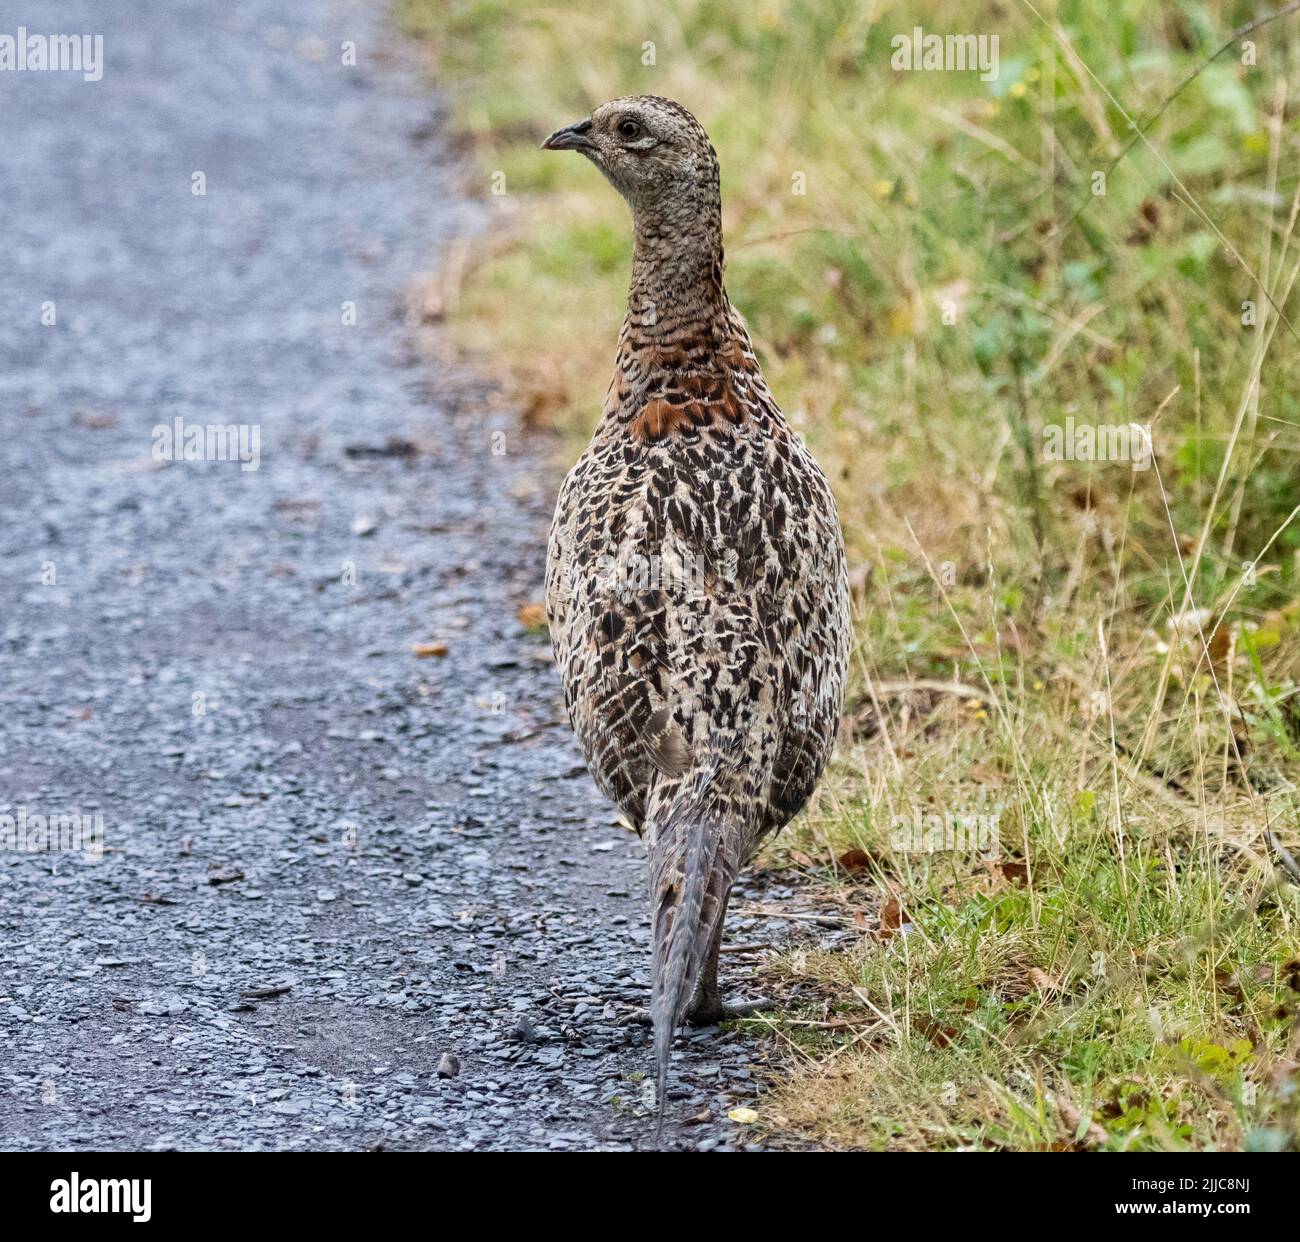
[647,759,739,1144]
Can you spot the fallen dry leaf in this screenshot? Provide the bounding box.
[878,895,910,939]
[413,642,449,658]
[516,602,547,630]
[1028,967,1058,995]
[912,1016,958,1048]
[727,1107,758,1124]
[998,861,1029,886]
[1049,1088,1109,1148]
[838,848,879,873]
[1208,624,1232,670]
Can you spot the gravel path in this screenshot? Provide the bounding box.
[0,0,836,1151]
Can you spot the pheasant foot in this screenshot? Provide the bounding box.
[684,996,773,1026]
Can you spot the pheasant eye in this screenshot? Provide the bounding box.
[617,118,642,140]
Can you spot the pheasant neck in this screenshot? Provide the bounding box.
[625,203,730,352]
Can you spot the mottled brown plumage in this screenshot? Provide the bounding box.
[542,96,851,1137]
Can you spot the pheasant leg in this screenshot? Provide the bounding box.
[684,898,771,1026]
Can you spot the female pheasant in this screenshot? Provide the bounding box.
[542,96,851,1133]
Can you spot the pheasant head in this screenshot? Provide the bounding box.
[543,95,717,209]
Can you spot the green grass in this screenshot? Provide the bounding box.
[403,0,1300,1149]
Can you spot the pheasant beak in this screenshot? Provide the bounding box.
[541,118,594,152]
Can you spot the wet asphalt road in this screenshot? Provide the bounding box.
[0,0,833,1151]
